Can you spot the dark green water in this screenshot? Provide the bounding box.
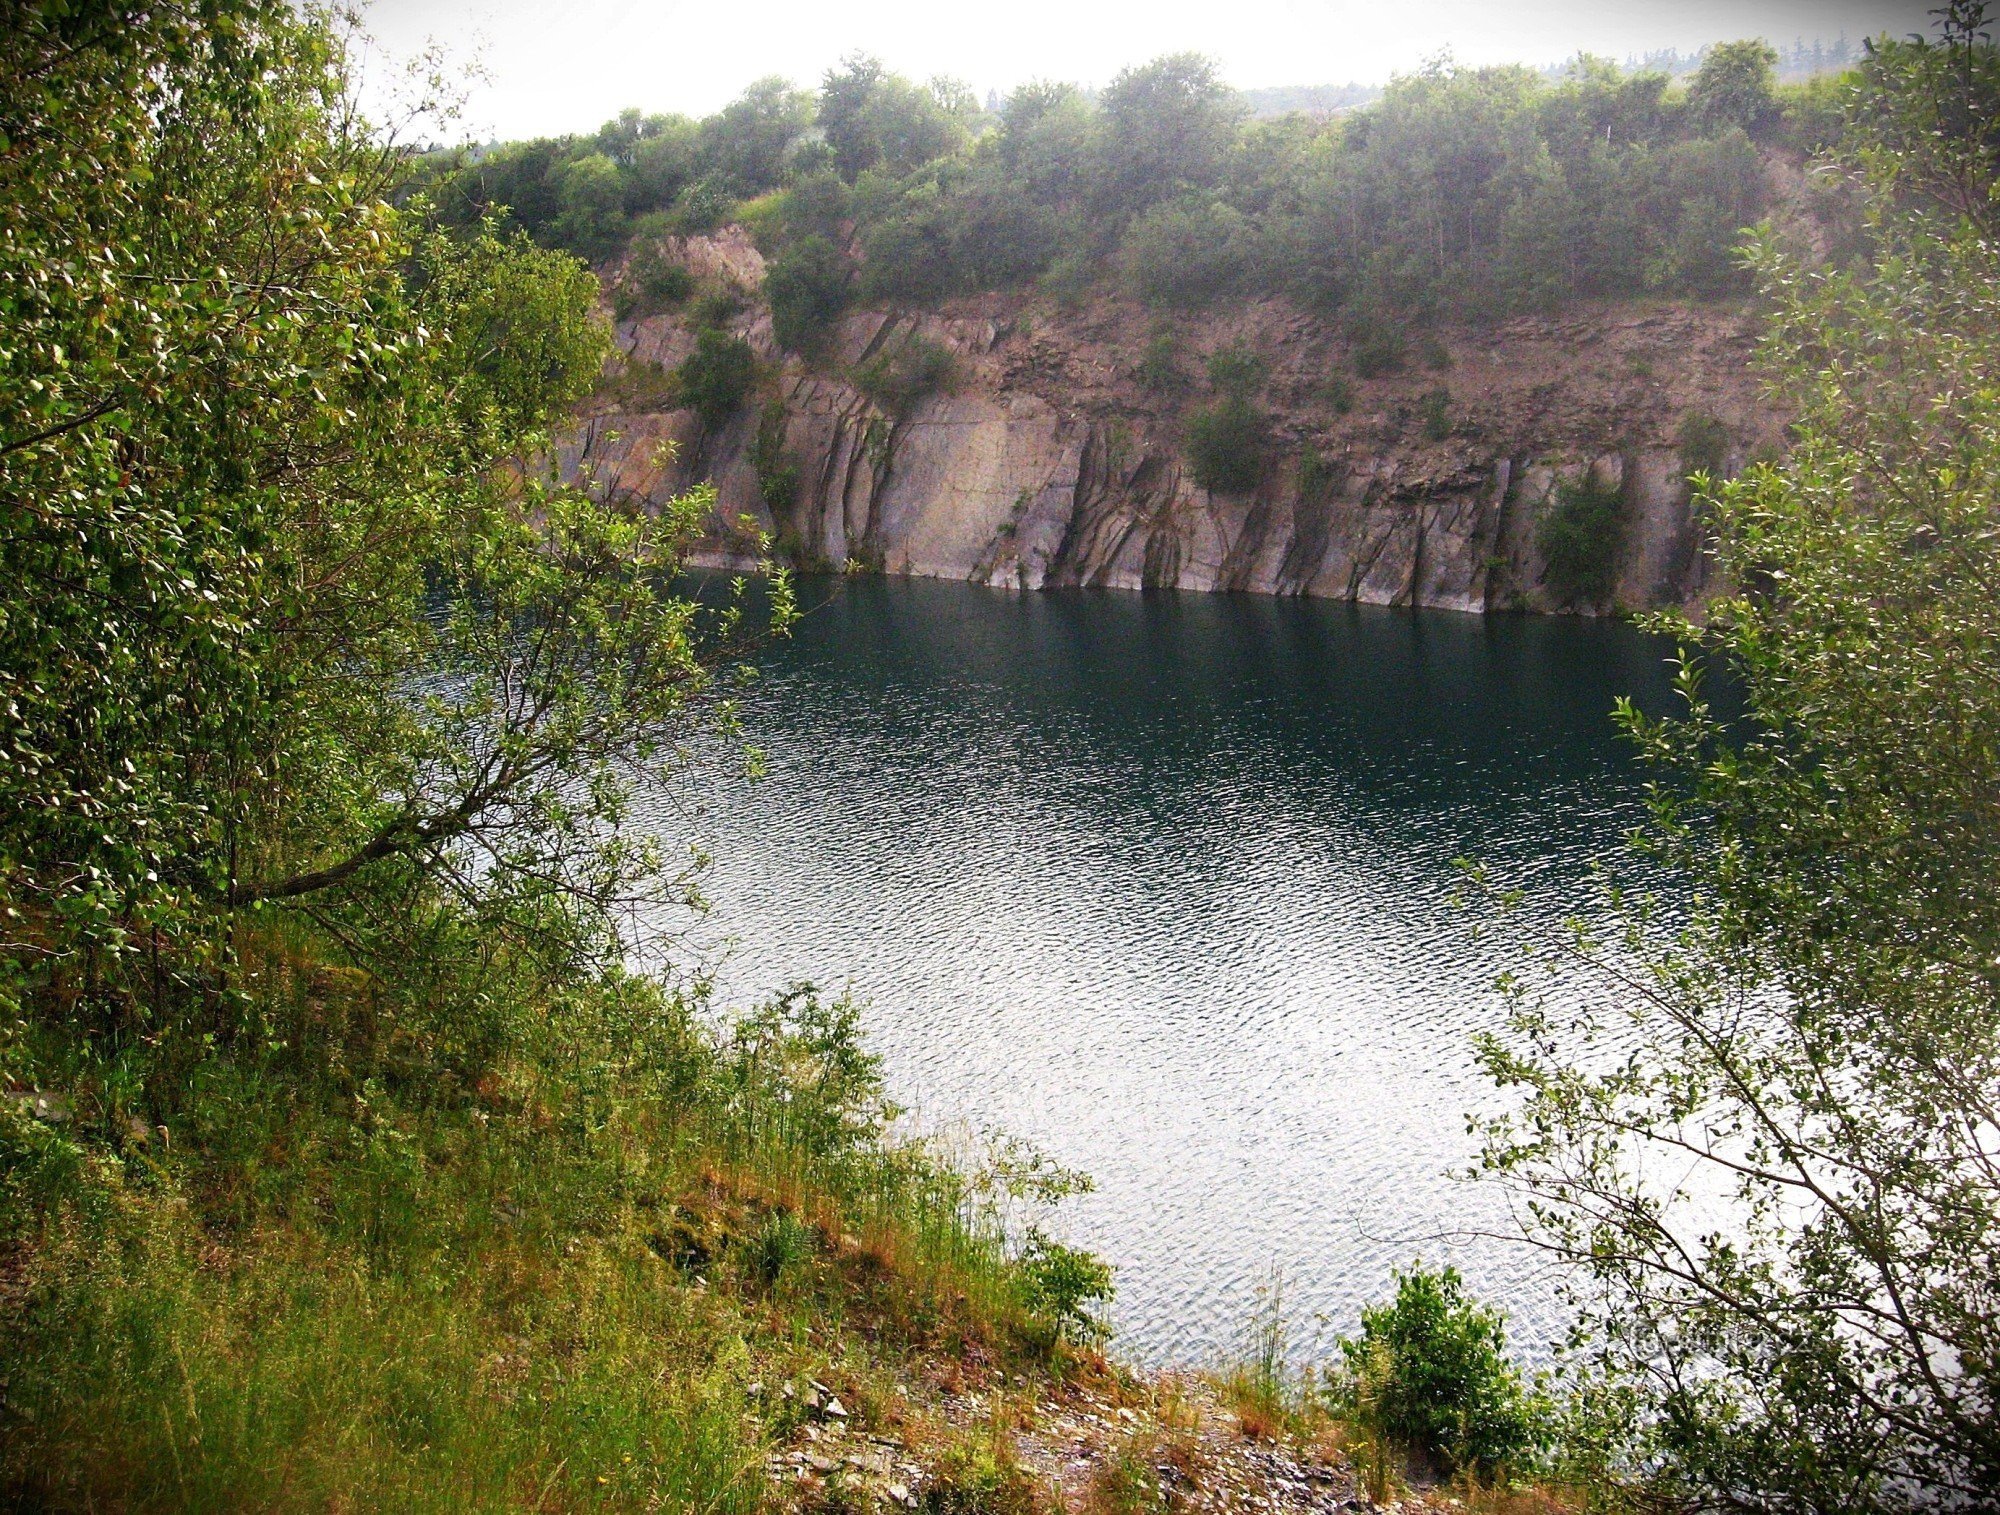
[643,576,1679,1364]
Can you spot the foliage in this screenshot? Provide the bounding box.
[752,396,802,515]
[439,28,1842,330]
[1017,1228,1114,1346]
[853,337,958,414]
[1418,387,1454,441]
[1475,7,2000,1509]
[767,232,853,352]
[0,14,1117,1506]
[820,54,974,181]
[1348,321,1407,378]
[1204,345,1268,398]
[1094,54,1245,214]
[1184,396,1267,494]
[1328,1265,1541,1480]
[1135,332,1186,391]
[1118,196,1252,307]
[675,328,759,431]
[1674,409,1731,484]
[1534,471,1625,608]
[614,237,696,319]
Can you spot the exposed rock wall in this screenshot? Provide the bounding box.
[564,230,1777,614]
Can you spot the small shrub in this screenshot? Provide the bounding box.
[1204,345,1267,399]
[853,337,958,414]
[1419,388,1453,441]
[614,241,694,321]
[1017,1228,1114,1347]
[675,328,757,432]
[752,397,800,514]
[767,234,852,354]
[1136,332,1184,392]
[1321,375,1355,415]
[1037,249,1096,309]
[1677,409,1731,484]
[1419,336,1453,372]
[742,1209,817,1287]
[1185,396,1267,494]
[1119,196,1251,309]
[1349,321,1406,379]
[692,282,746,330]
[1535,470,1626,608]
[921,1440,1038,1515]
[1329,1264,1541,1480]
[1297,451,1340,503]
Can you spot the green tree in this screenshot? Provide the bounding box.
[1476,8,2000,1508]
[1686,39,1781,136]
[1093,53,1244,213]
[551,150,628,257]
[0,2,778,1111]
[697,76,814,197]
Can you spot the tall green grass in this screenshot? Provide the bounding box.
[0,935,1077,1509]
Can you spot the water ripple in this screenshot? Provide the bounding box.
[638,579,1678,1366]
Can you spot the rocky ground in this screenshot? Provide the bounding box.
[761,1368,1524,1515]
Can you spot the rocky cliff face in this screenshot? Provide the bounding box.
[563,229,1778,614]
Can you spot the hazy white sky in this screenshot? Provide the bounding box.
[357,0,1937,142]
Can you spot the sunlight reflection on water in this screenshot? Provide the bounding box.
[637,576,1678,1366]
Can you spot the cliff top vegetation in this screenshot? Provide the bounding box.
[423,37,1851,347]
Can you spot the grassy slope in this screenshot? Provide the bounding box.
[0,924,1072,1510]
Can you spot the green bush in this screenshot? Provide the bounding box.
[1676,409,1731,484]
[1349,321,1406,379]
[1205,345,1268,399]
[1016,1228,1114,1346]
[1297,450,1340,502]
[1535,470,1626,607]
[766,233,852,353]
[1330,1264,1541,1479]
[1185,395,1267,494]
[676,329,757,431]
[1418,387,1453,441]
[853,336,958,413]
[1135,332,1185,392]
[613,240,694,320]
[752,397,801,513]
[1118,195,1252,308]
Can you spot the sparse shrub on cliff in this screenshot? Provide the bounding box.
[1349,321,1406,379]
[1321,375,1356,414]
[1419,388,1454,441]
[1205,345,1268,399]
[753,397,802,514]
[676,328,758,431]
[767,233,853,353]
[1536,471,1625,607]
[1185,396,1268,494]
[854,336,959,414]
[692,280,747,328]
[1327,1265,1542,1481]
[613,238,695,320]
[1297,451,1340,503]
[1675,409,1731,485]
[1136,332,1186,392]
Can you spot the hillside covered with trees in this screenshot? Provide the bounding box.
[425,40,1846,345]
